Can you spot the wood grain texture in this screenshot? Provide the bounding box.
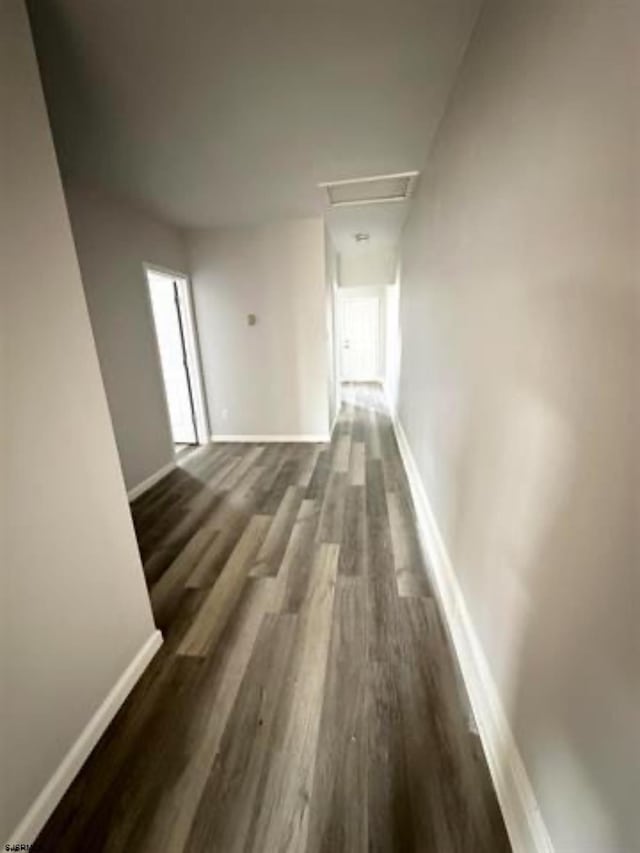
[349,439,366,486]
[179,514,272,656]
[250,484,304,578]
[185,613,297,853]
[316,470,347,544]
[245,543,340,853]
[33,384,510,853]
[306,576,368,853]
[332,432,352,472]
[387,490,432,598]
[270,498,320,614]
[140,577,278,853]
[338,484,367,577]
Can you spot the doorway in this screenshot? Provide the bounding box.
[145,267,207,449]
[339,294,381,381]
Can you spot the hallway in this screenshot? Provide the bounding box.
[34,384,509,852]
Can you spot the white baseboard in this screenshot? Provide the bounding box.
[7,630,163,847]
[127,461,175,501]
[391,413,553,853]
[211,434,330,443]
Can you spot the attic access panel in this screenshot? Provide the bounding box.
[319,171,418,207]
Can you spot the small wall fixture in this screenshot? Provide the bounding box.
[354,232,370,243]
[247,313,257,326]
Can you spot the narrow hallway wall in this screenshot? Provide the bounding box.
[397,0,639,848]
[65,186,190,492]
[1,2,158,842]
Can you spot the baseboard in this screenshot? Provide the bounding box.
[7,630,163,847]
[127,461,175,501]
[211,434,330,443]
[391,414,554,853]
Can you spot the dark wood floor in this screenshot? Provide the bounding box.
[34,383,510,852]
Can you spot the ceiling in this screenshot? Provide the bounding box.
[29,0,480,240]
[328,198,413,255]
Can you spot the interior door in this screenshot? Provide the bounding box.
[340,295,380,381]
[147,271,198,445]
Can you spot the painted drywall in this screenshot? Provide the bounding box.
[384,270,401,414]
[338,246,397,288]
[64,186,190,491]
[186,219,330,438]
[27,0,482,228]
[398,0,639,849]
[324,228,340,429]
[0,1,157,841]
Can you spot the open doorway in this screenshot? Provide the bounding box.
[145,266,208,451]
[339,292,382,382]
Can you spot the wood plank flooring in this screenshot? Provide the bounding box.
[33,383,510,852]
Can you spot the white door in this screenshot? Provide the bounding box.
[340,296,380,381]
[147,270,198,445]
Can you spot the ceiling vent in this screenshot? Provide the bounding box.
[319,171,418,207]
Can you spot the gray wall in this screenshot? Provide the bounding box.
[65,186,190,491]
[0,2,157,840]
[398,1,638,849]
[384,270,401,414]
[187,219,331,438]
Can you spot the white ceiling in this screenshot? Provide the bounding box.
[29,0,480,236]
[328,199,412,253]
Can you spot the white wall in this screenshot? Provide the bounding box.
[398,0,638,849]
[338,245,397,288]
[0,2,158,842]
[384,266,401,413]
[64,186,190,491]
[186,219,330,438]
[324,227,340,428]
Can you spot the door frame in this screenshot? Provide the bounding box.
[337,289,384,383]
[143,263,210,451]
